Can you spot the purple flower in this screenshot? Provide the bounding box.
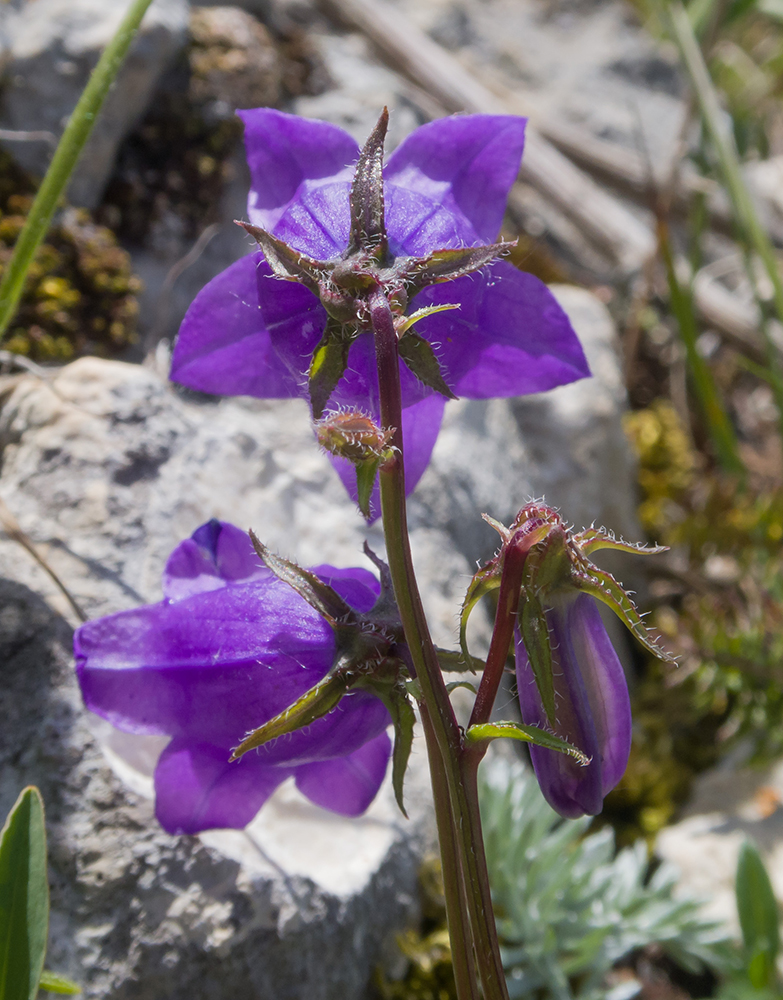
[75,520,391,835]
[170,110,590,505]
[515,593,632,819]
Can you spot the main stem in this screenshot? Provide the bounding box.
[370,288,509,1000]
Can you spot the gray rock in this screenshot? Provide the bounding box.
[656,752,783,939]
[0,0,189,208]
[0,281,639,994]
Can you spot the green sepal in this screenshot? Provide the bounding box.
[249,531,355,627]
[435,647,485,674]
[398,333,458,401]
[572,526,668,558]
[574,565,676,662]
[445,680,478,695]
[519,594,556,725]
[38,971,81,995]
[736,840,779,989]
[308,323,353,419]
[348,107,388,257]
[374,683,416,818]
[355,457,382,520]
[520,524,571,594]
[401,241,515,295]
[231,670,351,761]
[459,558,502,661]
[396,303,460,337]
[464,721,589,764]
[236,221,325,293]
[0,786,49,1000]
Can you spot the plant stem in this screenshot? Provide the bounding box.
[657,218,745,478]
[668,0,783,433]
[470,537,525,730]
[370,287,509,1000]
[420,705,479,1000]
[0,0,155,338]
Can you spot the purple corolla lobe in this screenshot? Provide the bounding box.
[515,592,632,819]
[170,109,590,505]
[75,519,391,835]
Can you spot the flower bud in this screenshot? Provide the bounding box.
[315,410,393,463]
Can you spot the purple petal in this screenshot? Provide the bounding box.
[75,579,335,740]
[329,394,446,518]
[163,520,265,601]
[154,738,291,834]
[515,593,630,818]
[385,115,527,254]
[240,108,357,258]
[412,262,589,398]
[295,730,392,816]
[170,252,312,398]
[567,595,632,795]
[312,564,381,613]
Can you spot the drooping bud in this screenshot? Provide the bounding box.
[315,410,395,518]
[461,502,672,818]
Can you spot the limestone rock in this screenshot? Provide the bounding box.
[0,0,189,208]
[656,753,783,939]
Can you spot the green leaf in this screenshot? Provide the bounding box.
[235,221,324,293]
[382,686,416,818]
[435,648,485,674]
[572,527,667,558]
[736,840,779,988]
[465,722,590,764]
[396,303,460,337]
[248,531,355,627]
[401,241,515,294]
[38,972,80,995]
[398,333,458,401]
[459,559,502,662]
[308,323,353,420]
[355,458,381,521]
[519,595,556,725]
[348,108,388,256]
[575,565,676,662]
[230,671,351,761]
[445,681,478,695]
[0,786,49,1000]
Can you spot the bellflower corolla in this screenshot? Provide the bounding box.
[170,109,590,507]
[74,520,392,835]
[463,504,671,819]
[515,592,632,818]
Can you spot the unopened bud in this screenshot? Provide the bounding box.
[315,410,394,463]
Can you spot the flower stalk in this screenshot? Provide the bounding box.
[372,285,509,1000]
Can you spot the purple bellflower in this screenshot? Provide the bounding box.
[170,109,590,510]
[74,520,393,835]
[462,504,672,818]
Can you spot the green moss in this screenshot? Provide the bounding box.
[0,151,140,362]
[606,400,783,843]
[372,857,456,1000]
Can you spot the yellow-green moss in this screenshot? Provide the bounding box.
[0,152,141,362]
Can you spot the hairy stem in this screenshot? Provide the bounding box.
[0,0,156,337]
[370,287,509,1000]
[420,705,479,1000]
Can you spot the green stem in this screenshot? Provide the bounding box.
[657,218,745,478]
[0,0,156,338]
[370,287,509,1000]
[420,705,479,1000]
[668,1,783,419]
